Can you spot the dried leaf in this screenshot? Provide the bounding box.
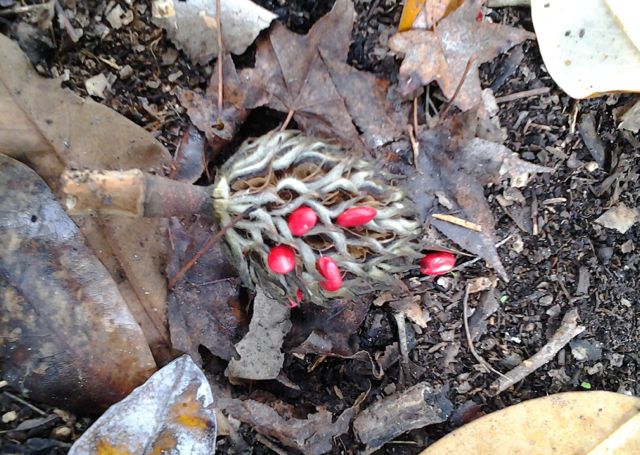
[320,51,405,148]
[167,218,247,364]
[0,33,173,362]
[218,395,355,455]
[240,0,366,148]
[422,391,640,454]
[531,0,640,98]
[69,356,216,454]
[595,204,639,234]
[389,0,534,110]
[0,154,156,413]
[353,383,452,452]
[226,289,292,380]
[169,125,206,183]
[406,111,553,280]
[286,298,371,357]
[151,0,276,64]
[180,54,266,145]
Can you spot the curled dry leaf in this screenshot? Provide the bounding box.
[218,395,355,455]
[226,289,292,380]
[179,54,267,147]
[167,218,247,364]
[389,0,534,110]
[69,356,216,454]
[422,391,640,454]
[0,155,156,413]
[353,383,452,452]
[531,0,640,99]
[151,0,276,64]
[0,33,173,363]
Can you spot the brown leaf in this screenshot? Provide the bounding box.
[226,289,292,380]
[167,218,247,364]
[240,0,365,148]
[389,0,535,110]
[179,54,265,147]
[286,298,371,357]
[353,382,452,452]
[169,125,207,183]
[0,154,156,413]
[321,50,405,148]
[0,34,174,363]
[69,356,216,454]
[218,395,355,455]
[405,110,552,280]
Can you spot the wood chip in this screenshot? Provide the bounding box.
[432,213,482,232]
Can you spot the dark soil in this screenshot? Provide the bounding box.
[1,0,638,454]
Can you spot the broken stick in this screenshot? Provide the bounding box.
[490,308,585,394]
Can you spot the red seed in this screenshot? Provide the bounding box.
[316,256,343,291]
[419,251,456,276]
[336,206,377,228]
[320,278,342,292]
[288,206,318,236]
[295,289,303,301]
[267,245,296,274]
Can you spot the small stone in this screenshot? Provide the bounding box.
[584,161,599,172]
[440,330,455,342]
[2,411,17,423]
[161,47,179,66]
[570,339,602,361]
[84,73,110,99]
[597,246,614,264]
[118,64,133,80]
[383,383,396,395]
[168,71,183,82]
[545,304,561,317]
[0,380,8,388]
[51,426,72,441]
[609,353,624,368]
[585,362,603,375]
[539,295,554,306]
[146,79,161,89]
[621,239,635,254]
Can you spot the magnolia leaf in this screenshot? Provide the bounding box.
[151,0,276,64]
[531,0,640,98]
[0,154,156,413]
[422,391,640,454]
[69,356,216,454]
[0,33,173,363]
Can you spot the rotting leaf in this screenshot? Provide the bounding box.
[69,355,216,454]
[389,0,534,110]
[353,382,452,452]
[169,125,207,183]
[0,154,156,413]
[167,218,247,364]
[286,297,371,357]
[405,110,553,280]
[0,33,174,363]
[240,0,366,148]
[218,395,355,455]
[226,288,292,380]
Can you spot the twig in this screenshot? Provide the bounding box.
[393,312,409,390]
[168,207,254,289]
[255,434,289,455]
[54,0,80,42]
[494,87,550,104]
[439,54,476,120]
[490,308,585,395]
[3,391,46,416]
[407,125,420,170]
[432,213,482,232]
[281,109,295,131]
[215,0,223,114]
[462,284,508,380]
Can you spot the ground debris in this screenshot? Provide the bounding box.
[353,382,452,453]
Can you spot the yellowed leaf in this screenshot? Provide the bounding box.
[422,391,640,454]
